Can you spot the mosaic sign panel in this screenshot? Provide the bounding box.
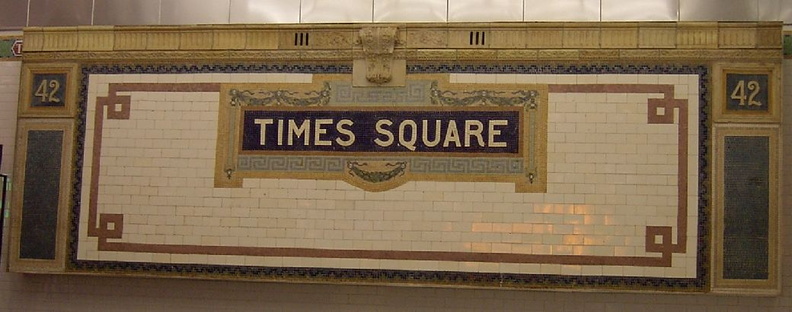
[72,64,705,291]
[215,76,547,192]
[9,21,785,296]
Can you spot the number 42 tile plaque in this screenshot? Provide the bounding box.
[18,63,79,118]
[713,63,781,123]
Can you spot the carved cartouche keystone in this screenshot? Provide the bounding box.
[357,27,398,85]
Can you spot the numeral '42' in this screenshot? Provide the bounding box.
[730,80,762,106]
[34,79,61,103]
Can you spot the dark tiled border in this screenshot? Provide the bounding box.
[70,63,709,291]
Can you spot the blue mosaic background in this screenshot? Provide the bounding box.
[20,130,62,260]
[723,136,770,280]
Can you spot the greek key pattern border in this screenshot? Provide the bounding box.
[331,80,430,105]
[237,155,524,174]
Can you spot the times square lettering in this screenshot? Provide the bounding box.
[241,109,522,154]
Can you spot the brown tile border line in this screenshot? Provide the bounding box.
[85,83,222,239]
[547,84,689,256]
[84,81,692,268]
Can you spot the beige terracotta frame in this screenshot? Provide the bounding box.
[9,118,74,273]
[711,125,781,295]
[712,63,782,124]
[17,63,79,118]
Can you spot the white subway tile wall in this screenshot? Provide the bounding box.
[77,72,698,278]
